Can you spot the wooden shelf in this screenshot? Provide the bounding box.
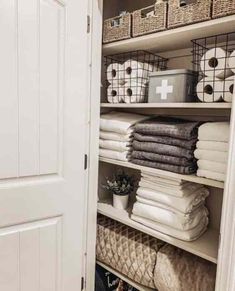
[99,157,225,189]
[103,15,235,55]
[101,102,232,109]
[96,261,154,291]
[97,199,219,264]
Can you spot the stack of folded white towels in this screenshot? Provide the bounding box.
[99,111,148,162]
[131,171,209,241]
[194,122,230,182]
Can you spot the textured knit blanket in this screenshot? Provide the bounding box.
[134,117,200,140]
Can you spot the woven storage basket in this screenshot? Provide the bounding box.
[103,13,131,44]
[168,0,212,29]
[213,0,235,18]
[132,0,167,37]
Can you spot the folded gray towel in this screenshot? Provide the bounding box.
[132,151,195,167]
[134,117,201,140]
[131,159,197,174]
[132,140,194,159]
[133,133,197,150]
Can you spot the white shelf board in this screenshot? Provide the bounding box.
[99,157,224,189]
[97,199,219,264]
[103,15,235,54]
[101,102,232,109]
[96,261,154,291]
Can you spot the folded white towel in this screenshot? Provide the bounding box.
[139,180,203,198]
[141,172,188,187]
[100,111,148,134]
[140,177,192,191]
[197,160,227,174]
[194,149,228,163]
[196,140,228,152]
[197,169,226,182]
[99,148,130,162]
[137,187,209,214]
[132,202,208,231]
[99,139,131,152]
[131,214,208,241]
[198,122,230,142]
[100,130,133,142]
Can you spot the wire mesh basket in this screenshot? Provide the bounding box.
[104,50,168,104]
[192,32,235,103]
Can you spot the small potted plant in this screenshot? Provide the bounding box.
[103,171,135,210]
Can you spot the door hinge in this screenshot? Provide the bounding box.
[84,154,88,170]
[87,15,91,33]
[81,277,85,290]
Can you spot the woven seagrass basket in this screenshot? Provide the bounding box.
[132,0,167,37]
[213,0,235,18]
[168,0,212,29]
[103,13,131,44]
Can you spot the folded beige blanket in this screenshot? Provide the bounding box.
[99,139,130,152]
[132,202,208,231]
[154,244,216,291]
[194,149,228,163]
[198,122,230,142]
[196,140,228,152]
[141,172,187,186]
[136,187,209,214]
[131,215,208,241]
[197,169,226,182]
[99,148,130,162]
[100,130,132,142]
[197,159,227,174]
[139,180,203,198]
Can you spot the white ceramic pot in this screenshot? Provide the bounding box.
[113,194,129,210]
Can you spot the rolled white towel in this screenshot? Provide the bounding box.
[131,214,208,241]
[99,148,130,162]
[197,160,227,174]
[99,139,131,152]
[136,186,209,214]
[100,130,133,142]
[194,149,228,163]
[132,202,208,231]
[196,140,228,152]
[197,169,226,182]
[198,122,230,142]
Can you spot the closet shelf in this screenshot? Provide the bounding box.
[101,103,232,109]
[96,261,154,291]
[98,199,219,264]
[103,15,235,54]
[99,157,224,189]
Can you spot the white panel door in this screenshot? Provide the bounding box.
[0,0,89,290]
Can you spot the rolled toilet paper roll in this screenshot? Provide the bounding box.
[107,85,125,103]
[229,50,235,73]
[223,76,234,103]
[200,48,232,79]
[124,60,152,83]
[123,82,146,103]
[106,63,125,84]
[196,77,224,102]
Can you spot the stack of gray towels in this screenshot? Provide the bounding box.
[131,117,200,174]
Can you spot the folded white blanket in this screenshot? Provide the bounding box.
[99,148,130,162]
[140,177,191,191]
[197,160,227,174]
[137,187,209,214]
[100,111,148,134]
[131,214,208,241]
[197,169,226,182]
[141,172,188,187]
[99,139,131,152]
[132,202,208,231]
[194,149,228,163]
[198,122,230,142]
[139,180,203,198]
[100,130,133,142]
[196,140,228,152]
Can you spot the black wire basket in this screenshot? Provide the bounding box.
[192,32,235,103]
[104,50,168,104]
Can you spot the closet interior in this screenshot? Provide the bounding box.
[96,1,235,290]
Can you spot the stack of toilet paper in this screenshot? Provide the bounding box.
[107,60,157,103]
[197,48,235,103]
